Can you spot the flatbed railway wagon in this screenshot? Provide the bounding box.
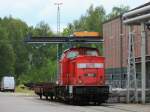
[34,83,55,100]
[27,32,110,104]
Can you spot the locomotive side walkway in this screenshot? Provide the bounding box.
[0,92,149,112]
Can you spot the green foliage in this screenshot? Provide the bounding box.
[106,5,129,20]
[62,5,106,36]
[85,5,105,33]
[33,21,53,36]
[0,17,56,84]
[19,21,56,84]
[19,60,57,84]
[0,17,30,79]
[0,19,16,79]
[0,43,15,78]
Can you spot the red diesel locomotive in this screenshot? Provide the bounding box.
[55,47,109,104]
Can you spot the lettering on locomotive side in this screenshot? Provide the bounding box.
[77,63,104,68]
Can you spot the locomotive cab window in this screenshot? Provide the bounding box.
[86,50,98,56]
[67,51,79,59]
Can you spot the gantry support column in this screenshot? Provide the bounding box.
[127,25,138,103]
[141,22,146,104]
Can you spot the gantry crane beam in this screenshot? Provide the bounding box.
[25,36,103,44]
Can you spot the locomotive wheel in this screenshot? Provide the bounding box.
[39,94,42,99]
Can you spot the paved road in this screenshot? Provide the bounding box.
[0,92,150,112]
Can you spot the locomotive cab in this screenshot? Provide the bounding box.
[59,47,105,86]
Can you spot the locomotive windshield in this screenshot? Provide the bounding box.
[86,50,98,56]
[66,48,99,59]
[67,51,79,59]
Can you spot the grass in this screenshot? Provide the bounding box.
[15,84,35,94]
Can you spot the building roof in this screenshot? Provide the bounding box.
[103,15,122,24]
[103,2,150,24]
[129,2,150,12]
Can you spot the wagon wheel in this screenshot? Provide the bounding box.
[40,94,42,99]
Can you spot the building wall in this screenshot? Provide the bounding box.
[103,16,150,70]
[103,17,121,69]
[103,16,150,88]
[104,17,146,67]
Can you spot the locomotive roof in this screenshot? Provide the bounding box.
[63,47,98,53]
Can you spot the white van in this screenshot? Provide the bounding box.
[1,76,15,92]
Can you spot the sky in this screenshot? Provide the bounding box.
[0,0,149,32]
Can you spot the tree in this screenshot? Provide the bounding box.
[0,17,57,84]
[18,21,57,83]
[85,5,105,33]
[33,21,53,36]
[0,23,16,79]
[106,5,129,20]
[63,5,106,36]
[3,17,30,79]
[28,21,54,67]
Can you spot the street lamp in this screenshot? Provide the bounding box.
[54,2,63,83]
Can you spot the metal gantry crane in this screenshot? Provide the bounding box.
[123,2,150,104]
